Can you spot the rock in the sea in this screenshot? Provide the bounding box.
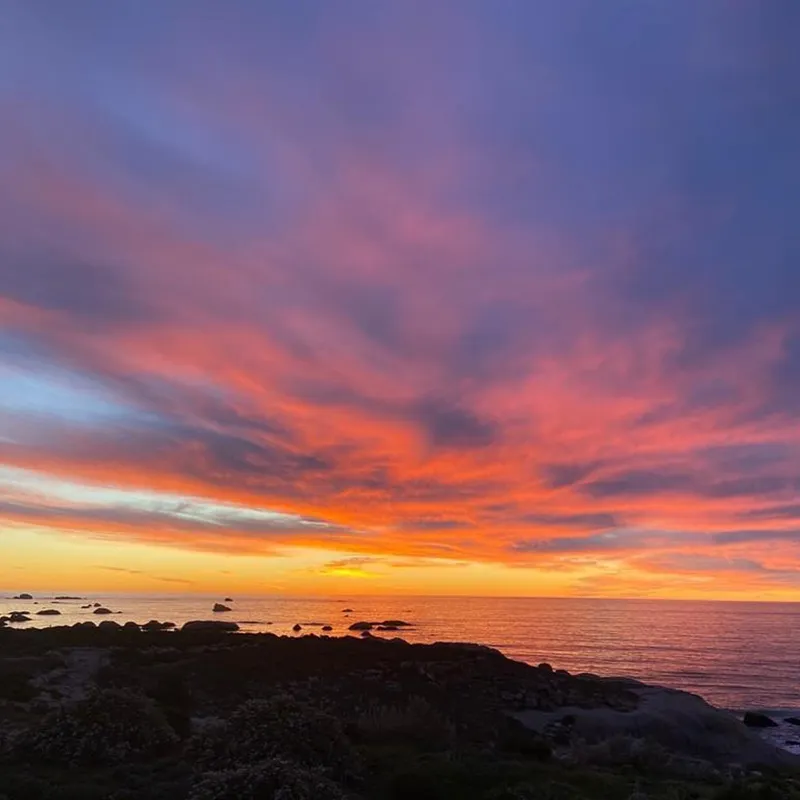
[360,630,373,638]
[224,597,234,602]
[213,603,232,613]
[93,607,113,615]
[81,604,92,609]
[743,712,778,728]
[293,623,303,632]
[13,593,33,600]
[55,596,83,600]
[322,625,333,632]
[98,620,121,631]
[92,602,102,607]
[9,611,31,623]
[786,717,800,726]
[36,609,61,615]
[348,621,373,631]
[377,625,399,631]
[123,622,140,632]
[182,620,240,632]
[342,608,353,612]
[381,619,412,627]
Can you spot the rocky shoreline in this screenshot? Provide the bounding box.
[0,624,798,799]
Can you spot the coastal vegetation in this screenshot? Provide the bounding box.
[0,625,798,799]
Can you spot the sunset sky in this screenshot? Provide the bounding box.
[1,2,799,599]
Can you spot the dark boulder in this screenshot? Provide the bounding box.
[787,717,800,726]
[342,608,353,613]
[98,620,121,631]
[348,621,373,631]
[14,593,33,600]
[381,620,412,627]
[81,604,92,609]
[743,711,778,728]
[182,620,240,632]
[538,663,554,673]
[322,625,333,632]
[360,630,374,638]
[293,624,303,632]
[93,607,113,615]
[142,620,169,631]
[92,602,102,607]
[9,612,31,623]
[224,597,234,602]
[36,609,62,616]
[213,603,232,613]
[123,622,140,632]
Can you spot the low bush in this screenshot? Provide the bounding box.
[357,695,455,750]
[189,758,345,800]
[188,694,356,779]
[22,688,178,766]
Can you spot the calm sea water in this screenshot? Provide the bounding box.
[3,594,798,713]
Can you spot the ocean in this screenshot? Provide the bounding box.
[3,594,798,717]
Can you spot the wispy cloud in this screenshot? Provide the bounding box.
[96,566,194,585]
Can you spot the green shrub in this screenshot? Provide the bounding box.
[189,758,345,800]
[23,688,178,766]
[188,694,356,779]
[570,734,668,771]
[357,696,455,750]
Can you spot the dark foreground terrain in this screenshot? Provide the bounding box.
[0,623,798,799]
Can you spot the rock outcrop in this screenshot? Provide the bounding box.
[182,620,240,632]
[743,711,778,728]
[213,603,232,613]
[93,608,113,615]
[514,681,794,768]
[35,609,61,616]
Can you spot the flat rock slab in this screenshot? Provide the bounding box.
[513,680,799,769]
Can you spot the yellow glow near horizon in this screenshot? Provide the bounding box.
[3,525,799,602]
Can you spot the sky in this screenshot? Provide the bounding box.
[1,1,799,599]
